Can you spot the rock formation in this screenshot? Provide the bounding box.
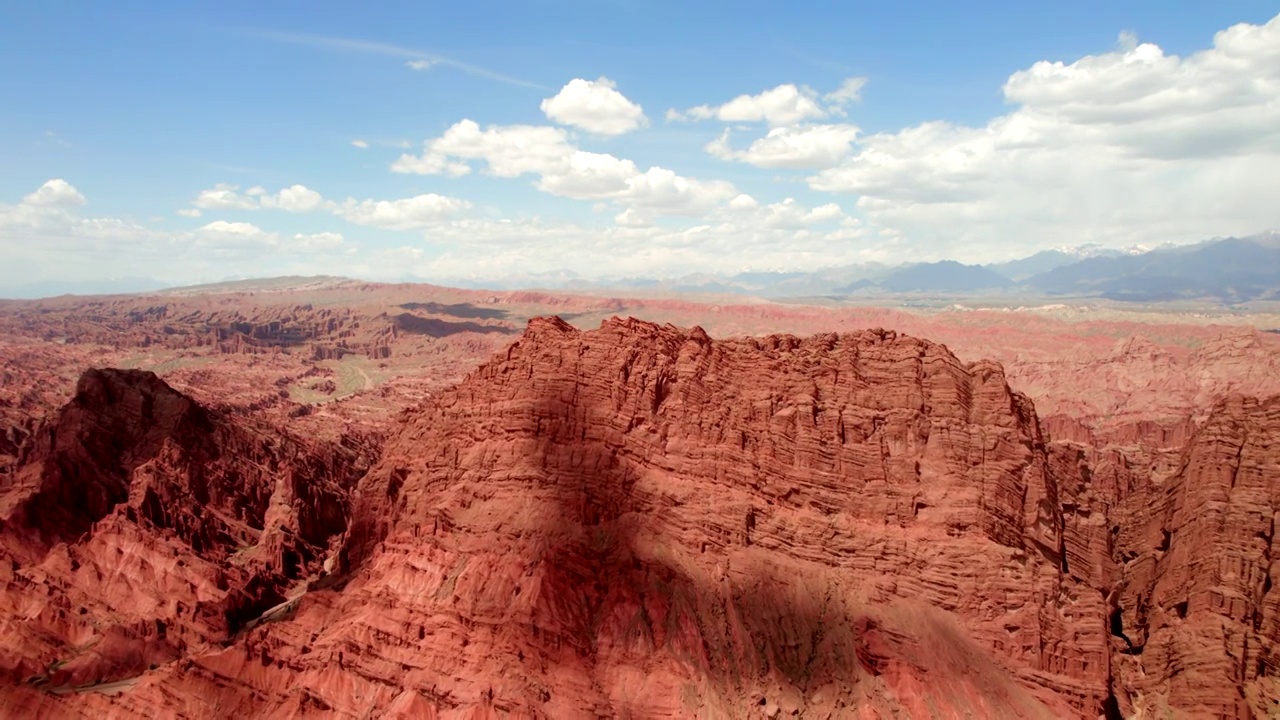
[1107,395,1280,717]
[0,369,373,695]
[0,316,1276,718]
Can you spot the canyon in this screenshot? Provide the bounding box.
[0,279,1277,718]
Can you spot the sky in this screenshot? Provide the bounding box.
[2,1,1279,291]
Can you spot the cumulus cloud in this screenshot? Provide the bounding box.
[614,208,653,228]
[0,181,147,264]
[394,119,738,215]
[351,139,370,149]
[22,16,1279,287]
[394,120,571,178]
[185,183,471,229]
[671,83,827,127]
[669,77,866,128]
[808,14,1280,259]
[337,193,472,230]
[194,183,259,210]
[195,221,345,251]
[1,179,866,289]
[194,220,270,247]
[364,198,871,281]
[259,184,326,213]
[389,152,472,177]
[0,181,355,289]
[23,179,87,208]
[3,181,129,234]
[540,77,648,135]
[754,198,844,228]
[707,124,860,169]
[612,167,735,215]
[176,208,202,218]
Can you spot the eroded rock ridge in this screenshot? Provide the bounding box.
[0,317,1275,718]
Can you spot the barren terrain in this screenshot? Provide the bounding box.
[1,277,1278,718]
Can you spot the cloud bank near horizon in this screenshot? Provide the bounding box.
[3,13,1279,288]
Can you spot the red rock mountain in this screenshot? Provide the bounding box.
[1102,394,1280,716]
[1,318,1277,718]
[0,368,373,693]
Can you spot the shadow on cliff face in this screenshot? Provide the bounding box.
[484,393,1045,715]
[533,525,870,693]
[332,319,1072,716]
[390,313,517,338]
[396,302,509,321]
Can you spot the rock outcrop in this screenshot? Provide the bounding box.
[1,317,1277,718]
[1107,395,1280,717]
[0,369,373,693]
[0,318,1087,717]
[1044,395,1280,719]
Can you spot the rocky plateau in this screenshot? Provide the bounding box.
[0,280,1277,718]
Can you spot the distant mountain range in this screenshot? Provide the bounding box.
[1029,236,1280,302]
[516,233,1279,304]
[6,234,1279,304]
[872,261,1012,293]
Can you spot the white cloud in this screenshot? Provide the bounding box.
[23,179,87,208]
[371,198,875,281]
[337,193,471,230]
[670,77,868,128]
[351,139,370,149]
[23,16,1280,287]
[394,119,738,215]
[185,183,471,230]
[406,59,433,71]
[534,150,636,197]
[194,183,258,210]
[668,76,865,135]
[260,184,326,213]
[394,120,570,178]
[689,78,865,170]
[614,208,653,228]
[176,208,202,218]
[0,180,869,290]
[823,77,867,106]
[672,83,828,127]
[389,152,472,176]
[613,167,735,214]
[195,220,269,247]
[2,182,129,237]
[291,231,345,251]
[0,181,354,289]
[194,184,326,213]
[193,221,346,254]
[752,196,844,226]
[540,77,648,135]
[808,13,1280,260]
[707,124,860,169]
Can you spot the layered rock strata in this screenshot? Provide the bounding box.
[1,318,1276,718]
[0,369,373,693]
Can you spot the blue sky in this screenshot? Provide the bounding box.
[2,1,1279,290]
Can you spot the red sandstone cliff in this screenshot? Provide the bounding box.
[0,369,373,694]
[1107,395,1280,717]
[1,318,1277,718]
